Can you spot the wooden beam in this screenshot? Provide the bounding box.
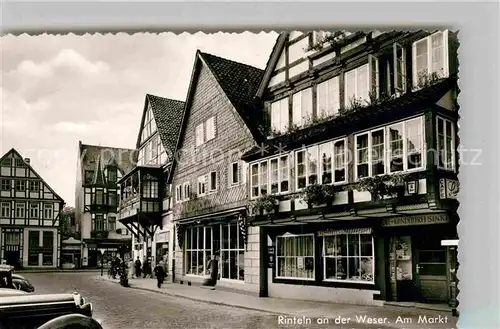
[122,222,140,240]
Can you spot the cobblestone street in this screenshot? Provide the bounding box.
[22,272,457,329]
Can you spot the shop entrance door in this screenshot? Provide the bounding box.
[4,231,22,268]
[414,235,448,303]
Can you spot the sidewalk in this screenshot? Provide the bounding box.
[17,268,102,273]
[97,275,457,329]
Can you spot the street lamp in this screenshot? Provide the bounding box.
[99,248,106,276]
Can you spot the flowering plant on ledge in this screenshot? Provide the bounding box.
[354,173,408,201]
[300,183,336,207]
[250,194,279,215]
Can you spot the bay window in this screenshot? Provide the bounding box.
[322,229,374,283]
[142,180,159,198]
[270,97,289,133]
[317,76,340,117]
[344,56,379,106]
[250,156,290,198]
[412,30,449,88]
[437,117,456,171]
[276,234,315,279]
[292,87,313,127]
[355,117,424,180]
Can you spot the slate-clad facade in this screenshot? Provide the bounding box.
[169,51,267,294]
[117,94,185,276]
[242,30,460,305]
[0,149,64,269]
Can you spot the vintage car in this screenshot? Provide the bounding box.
[0,291,103,329]
[0,264,35,293]
[0,287,29,296]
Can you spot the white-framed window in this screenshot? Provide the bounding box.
[29,181,39,192]
[183,182,191,201]
[296,149,307,190]
[393,42,406,94]
[344,56,379,106]
[29,203,39,218]
[250,163,259,198]
[292,87,313,127]
[270,97,289,134]
[1,202,10,218]
[195,123,204,147]
[333,139,347,184]
[209,171,218,193]
[142,180,159,198]
[175,185,183,203]
[43,203,53,219]
[220,222,245,281]
[185,223,245,281]
[229,161,240,186]
[197,175,207,196]
[250,156,290,199]
[320,143,333,184]
[185,226,212,276]
[323,230,374,283]
[15,203,25,218]
[355,116,425,180]
[15,180,26,191]
[276,234,315,280]
[206,116,216,141]
[317,76,340,117]
[412,30,449,88]
[437,117,456,171]
[1,179,10,191]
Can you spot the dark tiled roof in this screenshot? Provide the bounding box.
[92,156,106,185]
[243,77,458,161]
[146,94,185,158]
[79,143,137,176]
[200,51,266,141]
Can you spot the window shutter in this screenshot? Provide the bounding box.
[368,55,379,99]
[393,42,406,94]
[292,92,302,126]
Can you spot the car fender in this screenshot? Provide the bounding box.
[36,314,103,329]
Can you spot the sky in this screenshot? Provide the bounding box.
[1,32,278,207]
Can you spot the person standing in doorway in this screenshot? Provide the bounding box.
[135,256,142,278]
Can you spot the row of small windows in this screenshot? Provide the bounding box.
[1,158,27,167]
[1,179,43,192]
[83,167,119,185]
[270,30,451,133]
[1,202,54,219]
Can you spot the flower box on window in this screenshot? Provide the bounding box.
[250,194,279,215]
[300,183,335,208]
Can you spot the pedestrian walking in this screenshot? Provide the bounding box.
[142,257,151,278]
[153,260,166,288]
[135,256,142,278]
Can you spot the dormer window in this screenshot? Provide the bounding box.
[412,30,449,89]
[107,168,118,184]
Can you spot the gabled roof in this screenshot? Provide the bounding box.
[78,142,137,176]
[255,32,289,99]
[0,148,65,202]
[166,50,267,183]
[243,77,458,161]
[135,94,185,159]
[199,51,266,141]
[92,156,106,186]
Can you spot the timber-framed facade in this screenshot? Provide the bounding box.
[242,30,460,306]
[0,149,65,269]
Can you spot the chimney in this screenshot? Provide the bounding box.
[24,158,31,164]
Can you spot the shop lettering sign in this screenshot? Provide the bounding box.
[382,214,450,227]
[439,179,459,200]
[267,246,275,268]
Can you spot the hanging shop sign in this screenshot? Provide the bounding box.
[439,179,459,200]
[382,213,450,227]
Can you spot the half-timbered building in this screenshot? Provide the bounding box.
[0,149,65,269]
[117,94,185,276]
[75,142,136,267]
[169,51,267,294]
[242,30,459,306]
